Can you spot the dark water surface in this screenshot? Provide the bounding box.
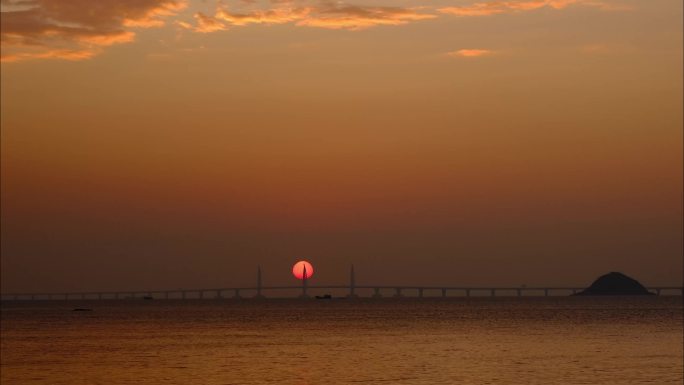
[2,297,682,384]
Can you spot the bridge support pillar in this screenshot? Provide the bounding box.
[517,289,522,297]
[490,289,496,297]
[181,291,186,300]
[372,288,382,298]
[394,288,403,298]
[98,293,102,300]
[299,266,310,298]
[656,289,661,296]
[255,265,265,298]
[465,289,471,297]
[544,289,549,297]
[418,288,424,298]
[441,289,447,297]
[233,289,241,299]
[347,265,358,298]
[164,292,169,299]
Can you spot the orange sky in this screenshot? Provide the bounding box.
[1,0,682,292]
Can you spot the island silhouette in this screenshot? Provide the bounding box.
[574,272,654,296]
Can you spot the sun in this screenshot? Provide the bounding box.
[292,260,314,280]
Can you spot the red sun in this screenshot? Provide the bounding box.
[292,260,314,280]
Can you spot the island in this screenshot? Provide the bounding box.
[574,272,654,296]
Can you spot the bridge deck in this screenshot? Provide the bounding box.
[2,285,682,300]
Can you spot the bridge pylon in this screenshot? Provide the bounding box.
[254,266,265,298]
[347,264,358,298]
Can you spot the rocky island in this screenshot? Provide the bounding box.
[574,272,654,296]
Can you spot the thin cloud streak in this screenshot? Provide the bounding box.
[295,4,436,30]
[180,3,436,32]
[447,49,494,57]
[215,7,310,26]
[0,48,97,62]
[439,0,631,16]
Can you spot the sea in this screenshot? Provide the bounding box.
[1,297,682,385]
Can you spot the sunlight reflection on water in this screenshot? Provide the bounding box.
[2,297,682,385]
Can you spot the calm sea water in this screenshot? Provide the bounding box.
[1,297,682,385]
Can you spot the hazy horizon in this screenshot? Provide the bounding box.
[2,0,682,293]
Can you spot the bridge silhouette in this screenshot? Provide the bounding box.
[2,266,682,301]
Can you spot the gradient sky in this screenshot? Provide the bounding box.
[1,0,682,293]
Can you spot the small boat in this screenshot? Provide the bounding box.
[72,308,93,312]
[315,294,332,300]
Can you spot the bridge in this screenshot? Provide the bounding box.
[2,266,682,301]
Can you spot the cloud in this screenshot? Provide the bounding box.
[447,49,494,57]
[295,4,436,30]
[193,12,228,33]
[0,48,97,62]
[2,0,631,62]
[2,0,435,59]
[181,2,435,32]
[438,0,628,17]
[1,0,187,62]
[215,7,311,26]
